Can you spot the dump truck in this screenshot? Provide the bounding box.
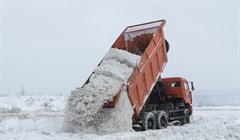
[84,20,195,131]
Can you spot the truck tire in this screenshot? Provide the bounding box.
[143,112,156,130]
[184,109,190,124]
[165,39,170,53]
[158,111,168,129]
[181,109,190,125]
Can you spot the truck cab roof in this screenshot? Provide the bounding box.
[162,77,188,83]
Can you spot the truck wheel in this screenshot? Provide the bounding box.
[143,112,156,130]
[185,109,190,123]
[186,115,190,123]
[158,111,168,129]
[165,39,170,53]
[183,109,190,124]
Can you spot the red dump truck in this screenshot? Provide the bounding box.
[86,20,195,131]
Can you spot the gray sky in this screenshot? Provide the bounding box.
[0,0,239,95]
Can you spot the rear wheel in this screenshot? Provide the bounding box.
[158,111,168,129]
[143,112,156,130]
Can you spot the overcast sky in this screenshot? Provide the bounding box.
[0,0,239,95]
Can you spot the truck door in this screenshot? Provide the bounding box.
[170,81,182,97]
[184,82,192,104]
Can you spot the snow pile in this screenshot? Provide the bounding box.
[65,48,140,132]
[0,95,66,113]
[95,87,133,133]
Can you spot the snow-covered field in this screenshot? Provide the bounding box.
[0,95,239,140]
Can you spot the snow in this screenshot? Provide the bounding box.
[94,87,133,133]
[0,95,66,112]
[124,21,162,41]
[65,48,140,131]
[124,28,157,41]
[0,95,239,140]
[124,21,162,33]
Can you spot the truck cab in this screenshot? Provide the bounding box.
[162,77,194,115]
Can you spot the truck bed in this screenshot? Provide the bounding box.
[110,20,168,117]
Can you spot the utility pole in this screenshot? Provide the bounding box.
[21,86,25,96]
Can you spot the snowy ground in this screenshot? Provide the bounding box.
[0,95,239,140]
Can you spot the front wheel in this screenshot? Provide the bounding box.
[185,109,190,123]
[181,109,190,125]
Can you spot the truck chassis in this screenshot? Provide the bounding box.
[133,80,191,131]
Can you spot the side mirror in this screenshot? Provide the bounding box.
[190,82,195,91]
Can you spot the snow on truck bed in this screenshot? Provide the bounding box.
[65,48,141,132]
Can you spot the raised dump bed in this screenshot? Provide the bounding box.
[103,20,169,118]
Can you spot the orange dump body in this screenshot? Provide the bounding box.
[105,20,168,117]
[162,77,193,114]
